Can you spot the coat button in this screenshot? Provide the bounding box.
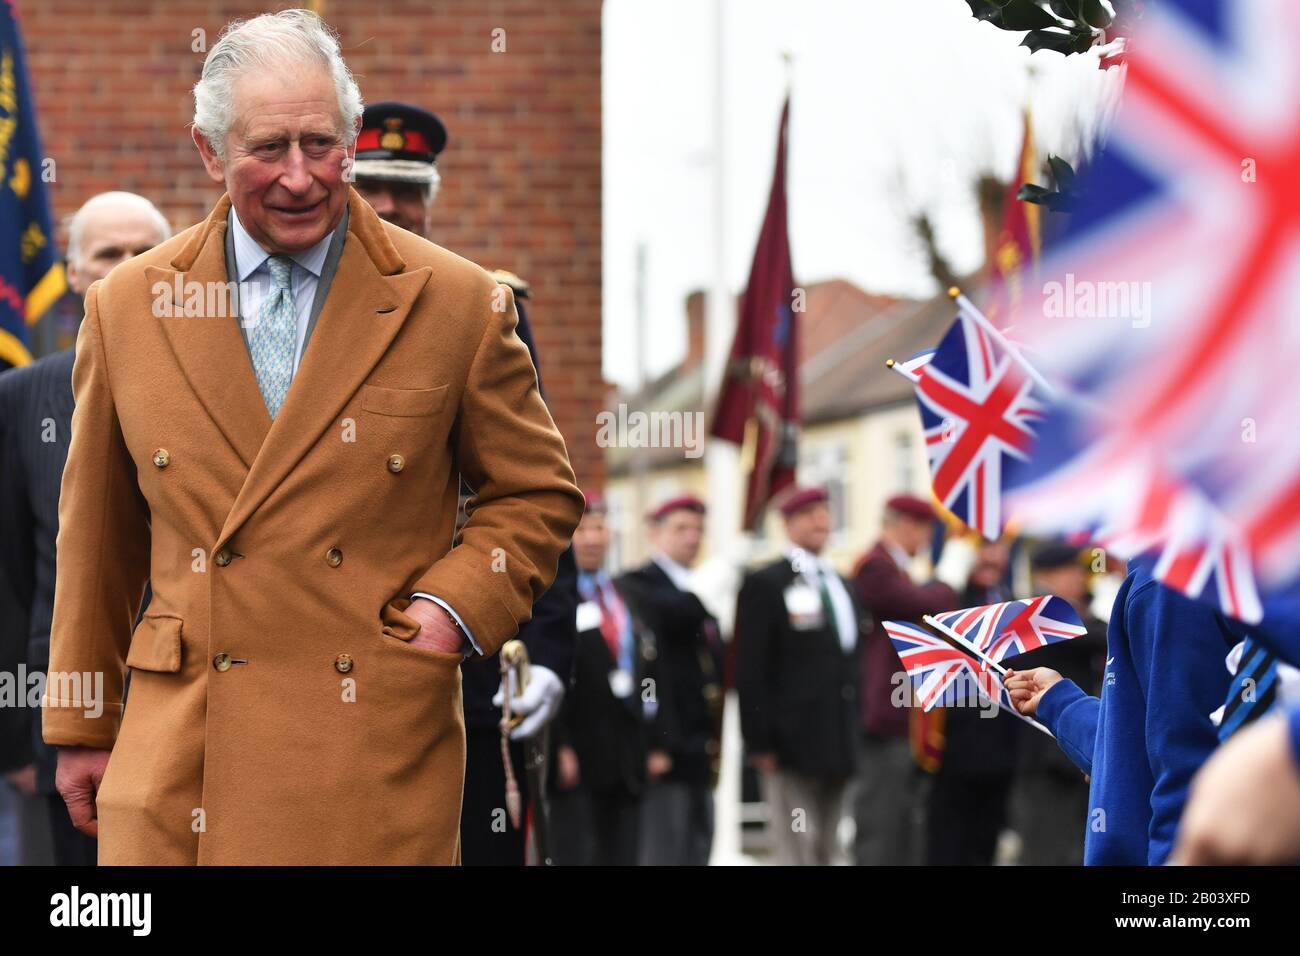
[326,547,343,567]
[153,448,170,468]
[214,548,232,567]
[213,653,232,672]
[334,653,354,674]
[387,454,405,473]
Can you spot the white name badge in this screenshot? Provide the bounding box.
[783,583,825,631]
[608,669,634,698]
[576,600,603,633]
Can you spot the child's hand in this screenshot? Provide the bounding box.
[1003,667,1062,716]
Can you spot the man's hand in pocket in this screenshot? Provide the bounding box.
[405,598,467,655]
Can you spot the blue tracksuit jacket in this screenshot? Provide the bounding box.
[1035,560,1239,865]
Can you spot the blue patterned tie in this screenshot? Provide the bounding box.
[248,255,297,419]
[1217,636,1279,741]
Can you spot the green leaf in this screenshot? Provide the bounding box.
[996,0,1065,30]
[1070,28,1098,52]
[1079,0,1113,28]
[1016,183,1055,204]
[1019,29,1078,54]
[965,0,1005,21]
[1047,0,1083,22]
[1047,154,1077,190]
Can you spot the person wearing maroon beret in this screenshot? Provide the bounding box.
[614,493,723,865]
[735,486,869,864]
[850,493,957,865]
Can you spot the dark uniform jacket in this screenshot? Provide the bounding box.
[935,582,1022,777]
[552,575,650,796]
[0,349,75,788]
[735,554,868,780]
[616,560,723,786]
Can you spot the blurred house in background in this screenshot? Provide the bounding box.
[604,280,955,577]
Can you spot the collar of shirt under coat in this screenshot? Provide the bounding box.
[229,206,333,282]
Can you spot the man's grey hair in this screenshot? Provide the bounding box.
[66,192,171,262]
[192,9,364,162]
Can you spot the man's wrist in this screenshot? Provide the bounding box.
[410,592,482,657]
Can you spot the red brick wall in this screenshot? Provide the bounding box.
[19,0,604,487]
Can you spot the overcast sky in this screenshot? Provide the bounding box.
[601,0,1120,388]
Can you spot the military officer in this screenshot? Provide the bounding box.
[354,100,577,865]
[351,101,447,238]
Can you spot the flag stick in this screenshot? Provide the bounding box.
[922,613,1055,737]
[923,613,1008,676]
[947,286,1057,398]
[885,358,921,385]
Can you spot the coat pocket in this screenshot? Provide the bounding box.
[361,383,449,418]
[125,613,183,673]
[380,598,465,665]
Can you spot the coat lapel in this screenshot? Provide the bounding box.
[216,190,431,544]
[146,194,271,472]
[146,189,431,545]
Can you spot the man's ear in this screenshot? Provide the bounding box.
[65,257,83,299]
[192,128,226,185]
[343,115,361,182]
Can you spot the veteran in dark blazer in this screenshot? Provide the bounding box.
[616,494,723,866]
[736,486,867,865]
[550,493,651,866]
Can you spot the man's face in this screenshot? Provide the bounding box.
[969,541,1010,588]
[195,65,353,253]
[784,502,831,554]
[355,178,430,238]
[652,509,704,568]
[889,513,934,557]
[67,203,165,295]
[573,512,610,572]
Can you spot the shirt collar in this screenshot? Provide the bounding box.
[883,540,913,573]
[577,568,608,593]
[786,546,825,577]
[229,205,333,281]
[651,552,693,591]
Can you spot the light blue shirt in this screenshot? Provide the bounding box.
[228,207,330,376]
[577,569,634,674]
[230,208,481,656]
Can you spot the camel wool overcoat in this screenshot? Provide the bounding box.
[41,188,584,865]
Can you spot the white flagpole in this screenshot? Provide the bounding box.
[923,613,1008,676]
[884,357,921,385]
[948,286,1057,398]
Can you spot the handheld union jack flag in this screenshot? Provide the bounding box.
[886,594,1083,728]
[885,619,1042,730]
[912,309,1048,540]
[885,620,1004,712]
[932,595,1088,664]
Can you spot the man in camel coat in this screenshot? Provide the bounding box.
[41,9,583,865]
